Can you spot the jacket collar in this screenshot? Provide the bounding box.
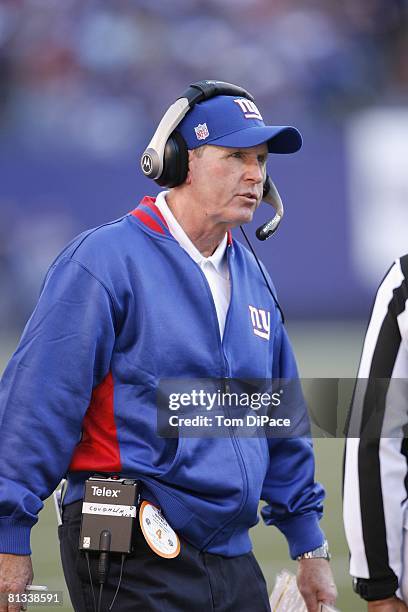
[130,196,233,247]
[130,196,172,238]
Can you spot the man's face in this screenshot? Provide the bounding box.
[187,143,268,228]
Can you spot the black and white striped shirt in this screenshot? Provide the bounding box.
[343,255,408,601]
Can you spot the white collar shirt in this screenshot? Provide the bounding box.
[155,191,231,338]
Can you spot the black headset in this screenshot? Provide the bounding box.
[141,80,284,240]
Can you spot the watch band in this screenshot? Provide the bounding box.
[296,539,331,561]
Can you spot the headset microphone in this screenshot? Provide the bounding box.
[256,176,284,241]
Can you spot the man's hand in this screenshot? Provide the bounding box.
[367,597,408,611]
[0,554,33,612]
[297,558,337,612]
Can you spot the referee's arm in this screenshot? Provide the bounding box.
[343,256,408,604]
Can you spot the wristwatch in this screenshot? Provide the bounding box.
[296,539,331,562]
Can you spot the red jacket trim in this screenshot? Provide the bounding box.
[69,372,121,472]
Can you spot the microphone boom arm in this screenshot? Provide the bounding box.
[256,177,284,241]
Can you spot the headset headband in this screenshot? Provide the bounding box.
[179,81,254,106]
[141,80,253,180]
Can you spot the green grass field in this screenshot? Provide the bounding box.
[2,322,366,611]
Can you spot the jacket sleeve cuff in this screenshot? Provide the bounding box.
[0,519,32,554]
[275,513,325,559]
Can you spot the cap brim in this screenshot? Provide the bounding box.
[208,125,302,154]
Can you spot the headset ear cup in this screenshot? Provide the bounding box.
[154,132,189,188]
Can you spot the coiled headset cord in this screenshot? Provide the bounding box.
[85,549,126,612]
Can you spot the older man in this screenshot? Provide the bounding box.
[0,82,336,611]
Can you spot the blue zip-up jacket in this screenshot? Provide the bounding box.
[0,197,325,558]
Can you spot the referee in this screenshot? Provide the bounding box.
[344,255,408,611]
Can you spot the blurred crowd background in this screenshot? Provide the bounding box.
[1,0,408,334]
[1,0,408,149]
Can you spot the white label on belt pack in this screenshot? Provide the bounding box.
[82,502,137,517]
[139,501,180,559]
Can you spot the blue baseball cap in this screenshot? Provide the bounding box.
[177,95,302,154]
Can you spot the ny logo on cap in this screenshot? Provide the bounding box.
[194,123,209,141]
[234,99,263,120]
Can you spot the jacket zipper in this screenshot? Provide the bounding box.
[193,245,250,549]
